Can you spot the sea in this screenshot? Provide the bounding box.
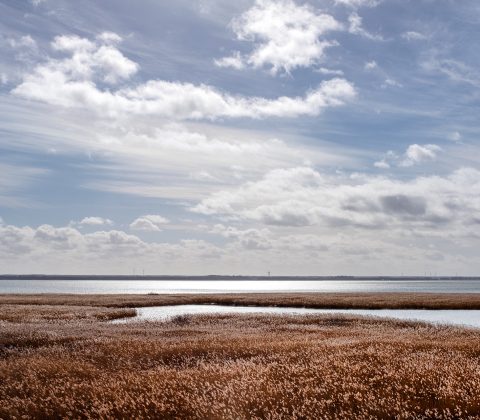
[1,278,480,294]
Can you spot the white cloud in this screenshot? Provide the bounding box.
[214,51,245,70]
[76,216,114,226]
[13,34,356,121]
[130,215,170,231]
[449,131,461,142]
[6,35,39,64]
[3,218,475,275]
[364,60,378,71]
[401,31,427,41]
[49,34,138,84]
[51,35,95,53]
[7,35,37,50]
[13,38,356,120]
[193,166,480,232]
[373,159,390,169]
[0,223,226,274]
[0,91,357,204]
[208,224,331,253]
[382,78,402,88]
[216,0,343,74]
[335,0,381,8]
[400,144,441,167]
[0,224,148,258]
[97,32,123,44]
[376,144,441,168]
[348,13,383,40]
[315,67,344,76]
[212,224,273,250]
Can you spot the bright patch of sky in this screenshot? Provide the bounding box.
[1,0,480,275]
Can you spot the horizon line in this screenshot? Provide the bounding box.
[1,275,479,280]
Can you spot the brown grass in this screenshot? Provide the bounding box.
[3,292,480,309]
[0,304,136,323]
[1,301,480,419]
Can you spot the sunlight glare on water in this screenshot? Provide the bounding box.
[2,279,480,294]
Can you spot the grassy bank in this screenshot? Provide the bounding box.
[1,303,480,418]
[3,292,480,309]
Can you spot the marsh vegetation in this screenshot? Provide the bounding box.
[3,291,480,309]
[1,297,480,419]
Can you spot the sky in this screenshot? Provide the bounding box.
[1,0,480,275]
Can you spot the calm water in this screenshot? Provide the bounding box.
[116,304,480,329]
[1,279,480,294]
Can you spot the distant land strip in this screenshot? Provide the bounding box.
[3,293,480,310]
[1,275,480,281]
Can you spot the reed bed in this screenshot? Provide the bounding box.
[1,304,480,419]
[3,292,480,309]
[0,304,136,323]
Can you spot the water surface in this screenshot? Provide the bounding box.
[2,279,480,294]
[117,304,480,329]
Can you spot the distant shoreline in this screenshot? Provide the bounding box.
[4,292,480,310]
[1,275,479,281]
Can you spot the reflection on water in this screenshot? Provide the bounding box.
[2,279,480,294]
[115,304,480,329]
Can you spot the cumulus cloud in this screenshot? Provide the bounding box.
[74,216,114,227]
[97,32,123,44]
[34,224,84,250]
[400,144,442,167]
[13,35,356,120]
[212,224,273,250]
[49,34,138,84]
[0,223,226,273]
[373,159,390,169]
[216,0,343,74]
[375,144,441,169]
[210,224,331,252]
[193,166,480,231]
[214,51,245,70]
[130,215,170,231]
[2,219,471,275]
[0,224,145,258]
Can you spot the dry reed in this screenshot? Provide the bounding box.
[3,292,480,309]
[1,302,479,419]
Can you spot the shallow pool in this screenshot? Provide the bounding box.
[114,304,480,328]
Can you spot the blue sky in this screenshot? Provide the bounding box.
[1,0,480,275]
